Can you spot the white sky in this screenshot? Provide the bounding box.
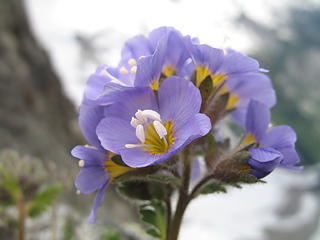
[24,0,319,239]
[25,0,294,105]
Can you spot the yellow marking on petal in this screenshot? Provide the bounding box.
[162,65,176,77]
[218,85,239,110]
[105,160,133,179]
[211,74,227,86]
[149,79,160,91]
[226,94,240,110]
[242,133,256,145]
[142,121,175,154]
[196,66,211,87]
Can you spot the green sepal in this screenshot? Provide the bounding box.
[199,75,214,108]
[117,182,152,201]
[197,179,227,196]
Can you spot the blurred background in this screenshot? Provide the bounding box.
[1,0,320,239]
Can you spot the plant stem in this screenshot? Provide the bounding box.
[17,199,26,240]
[168,148,192,240]
[165,198,172,239]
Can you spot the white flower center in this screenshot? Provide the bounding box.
[125,109,168,149]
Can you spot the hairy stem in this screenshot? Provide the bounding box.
[168,147,192,240]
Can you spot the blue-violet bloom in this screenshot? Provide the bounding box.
[97,77,211,168]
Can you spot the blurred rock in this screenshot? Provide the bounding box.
[0,0,79,179]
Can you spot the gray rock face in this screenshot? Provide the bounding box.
[0,0,79,173]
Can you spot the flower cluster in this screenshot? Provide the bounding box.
[71,27,301,224]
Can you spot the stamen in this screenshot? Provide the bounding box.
[135,110,146,123]
[128,58,137,66]
[125,143,145,149]
[136,124,145,143]
[130,66,137,74]
[78,160,85,167]
[141,110,161,122]
[153,121,167,139]
[120,66,129,74]
[130,117,141,128]
[76,190,81,195]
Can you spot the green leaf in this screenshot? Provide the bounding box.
[0,166,22,201]
[100,226,124,240]
[26,184,61,218]
[139,200,167,240]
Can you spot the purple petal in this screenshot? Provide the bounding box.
[75,166,108,194]
[97,117,137,154]
[161,30,190,71]
[227,73,277,108]
[87,182,109,224]
[218,50,259,75]
[158,77,202,129]
[85,65,110,101]
[104,87,158,122]
[187,43,224,72]
[120,35,153,62]
[249,148,283,163]
[134,53,164,88]
[261,126,301,170]
[245,100,271,141]
[71,145,106,166]
[120,147,163,168]
[174,113,212,141]
[230,103,248,126]
[248,147,283,178]
[148,27,173,50]
[278,147,301,168]
[79,104,104,148]
[261,125,297,148]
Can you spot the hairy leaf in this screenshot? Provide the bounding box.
[26,184,61,218]
[139,200,167,240]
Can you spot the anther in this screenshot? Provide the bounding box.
[130,117,141,128]
[120,66,129,74]
[79,160,85,167]
[153,121,167,139]
[135,110,146,123]
[128,58,137,66]
[136,124,145,143]
[125,143,145,149]
[130,66,137,74]
[142,110,161,122]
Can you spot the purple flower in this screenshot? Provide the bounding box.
[224,72,276,126]
[96,77,211,168]
[242,100,302,178]
[185,45,260,87]
[83,65,134,105]
[183,43,276,123]
[84,27,189,104]
[72,146,109,223]
[72,146,132,223]
[134,28,191,90]
[73,103,133,223]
